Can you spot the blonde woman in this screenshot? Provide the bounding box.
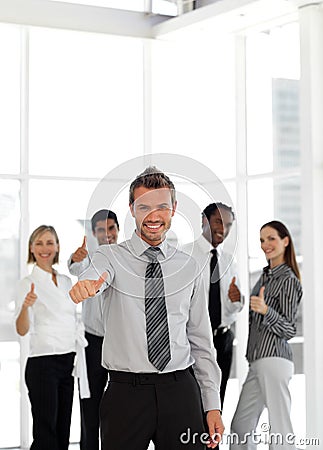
[15,225,88,450]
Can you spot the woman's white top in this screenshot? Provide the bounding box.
[15,264,90,397]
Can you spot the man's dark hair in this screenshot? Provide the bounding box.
[91,209,119,232]
[129,166,176,205]
[202,202,235,222]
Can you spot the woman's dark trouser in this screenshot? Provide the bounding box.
[80,332,108,450]
[25,352,75,450]
[100,368,208,450]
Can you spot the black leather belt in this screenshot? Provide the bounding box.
[213,326,230,337]
[108,368,190,385]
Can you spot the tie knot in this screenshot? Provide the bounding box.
[145,246,161,262]
[211,248,218,259]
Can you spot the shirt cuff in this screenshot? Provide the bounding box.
[262,306,279,327]
[201,389,221,412]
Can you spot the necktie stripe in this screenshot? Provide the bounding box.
[146,309,165,329]
[144,247,171,371]
[145,279,165,296]
[148,333,169,351]
[146,264,161,278]
[149,346,170,363]
[149,337,170,356]
[147,320,168,338]
[146,303,169,332]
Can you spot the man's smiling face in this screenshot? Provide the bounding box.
[130,186,177,246]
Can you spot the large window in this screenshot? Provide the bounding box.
[0,24,20,174]
[151,36,236,180]
[0,181,20,448]
[0,11,305,449]
[29,28,144,179]
[0,23,22,448]
[0,23,145,448]
[246,22,304,390]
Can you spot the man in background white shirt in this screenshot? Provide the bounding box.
[183,202,244,410]
[68,209,119,450]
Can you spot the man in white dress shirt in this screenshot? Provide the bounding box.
[69,167,224,450]
[68,209,119,450]
[183,203,244,409]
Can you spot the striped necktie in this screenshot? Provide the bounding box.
[144,246,171,371]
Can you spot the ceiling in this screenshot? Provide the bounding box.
[0,0,322,39]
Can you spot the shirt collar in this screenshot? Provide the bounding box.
[197,234,223,257]
[263,263,290,278]
[31,264,56,281]
[129,230,168,259]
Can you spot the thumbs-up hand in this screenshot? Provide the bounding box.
[250,286,268,315]
[71,236,88,263]
[69,272,108,304]
[228,276,241,302]
[23,283,37,309]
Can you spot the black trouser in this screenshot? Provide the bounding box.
[80,331,108,450]
[25,352,75,450]
[100,368,207,450]
[213,328,234,410]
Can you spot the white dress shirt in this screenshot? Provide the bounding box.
[182,235,244,328]
[79,231,221,411]
[15,264,90,397]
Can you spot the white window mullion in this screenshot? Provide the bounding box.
[143,38,153,167]
[19,25,31,449]
[234,34,249,387]
[299,4,323,447]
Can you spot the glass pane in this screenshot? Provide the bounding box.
[151,35,236,179]
[29,179,98,275]
[248,175,301,268]
[29,28,144,178]
[274,176,302,345]
[246,23,300,175]
[223,181,237,214]
[0,24,20,174]
[0,180,20,323]
[273,78,300,170]
[248,178,274,274]
[0,342,20,448]
[274,176,301,255]
[0,180,20,447]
